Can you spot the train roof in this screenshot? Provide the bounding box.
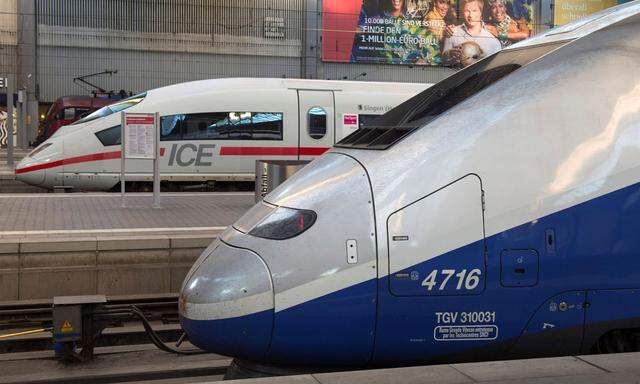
[145,78,431,100]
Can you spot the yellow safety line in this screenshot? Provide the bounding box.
[0,328,50,339]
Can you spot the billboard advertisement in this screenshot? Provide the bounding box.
[323,0,535,67]
[0,108,16,147]
[553,0,618,25]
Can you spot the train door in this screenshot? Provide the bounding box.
[375,174,488,362]
[297,90,334,160]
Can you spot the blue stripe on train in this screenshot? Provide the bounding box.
[374,180,640,362]
[180,309,273,361]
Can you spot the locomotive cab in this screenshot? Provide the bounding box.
[180,153,379,365]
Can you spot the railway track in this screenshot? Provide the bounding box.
[0,344,230,384]
[0,294,234,384]
[0,294,180,354]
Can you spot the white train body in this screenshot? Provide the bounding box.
[16,78,430,190]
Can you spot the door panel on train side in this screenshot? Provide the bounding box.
[375,175,489,363]
[297,90,334,160]
[388,174,486,296]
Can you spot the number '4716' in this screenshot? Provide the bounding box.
[421,269,482,291]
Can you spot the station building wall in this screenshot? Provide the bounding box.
[3,0,560,105]
[31,0,453,103]
[36,46,303,102]
[0,0,18,76]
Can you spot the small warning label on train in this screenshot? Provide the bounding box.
[434,325,498,341]
[60,320,74,333]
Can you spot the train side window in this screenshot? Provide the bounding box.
[95,125,121,146]
[185,113,232,140]
[61,108,75,120]
[59,107,89,120]
[161,114,185,140]
[160,112,283,141]
[308,107,327,140]
[74,92,147,125]
[251,112,284,140]
[75,108,90,119]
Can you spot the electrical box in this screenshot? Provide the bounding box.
[53,305,82,342]
[52,295,106,343]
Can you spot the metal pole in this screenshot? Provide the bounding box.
[6,75,14,168]
[15,90,22,149]
[19,90,27,148]
[152,112,160,208]
[120,112,126,208]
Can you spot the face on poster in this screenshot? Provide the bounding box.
[323,0,535,67]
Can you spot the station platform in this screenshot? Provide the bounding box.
[2,349,640,384]
[230,352,640,384]
[0,192,255,300]
[0,192,253,235]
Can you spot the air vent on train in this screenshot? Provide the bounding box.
[334,125,417,150]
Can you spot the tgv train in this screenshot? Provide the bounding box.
[15,79,430,191]
[179,1,640,374]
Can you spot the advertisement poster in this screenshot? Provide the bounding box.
[0,108,16,147]
[554,0,618,25]
[323,0,535,67]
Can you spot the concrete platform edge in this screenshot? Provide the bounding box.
[217,353,640,384]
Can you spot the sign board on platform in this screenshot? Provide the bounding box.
[121,111,161,208]
[0,77,7,88]
[123,113,156,159]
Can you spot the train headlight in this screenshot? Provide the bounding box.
[233,201,317,240]
[248,206,317,240]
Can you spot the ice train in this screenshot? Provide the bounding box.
[15,79,429,191]
[179,1,640,374]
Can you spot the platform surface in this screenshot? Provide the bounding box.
[0,192,255,237]
[3,350,640,384]
[220,352,640,384]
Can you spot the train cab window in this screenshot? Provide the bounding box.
[58,107,90,121]
[160,112,283,141]
[74,93,147,125]
[95,125,121,146]
[308,107,326,140]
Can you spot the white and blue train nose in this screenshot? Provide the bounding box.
[179,153,378,366]
[179,241,274,360]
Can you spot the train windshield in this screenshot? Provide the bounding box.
[336,40,568,150]
[73,93,147,125]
